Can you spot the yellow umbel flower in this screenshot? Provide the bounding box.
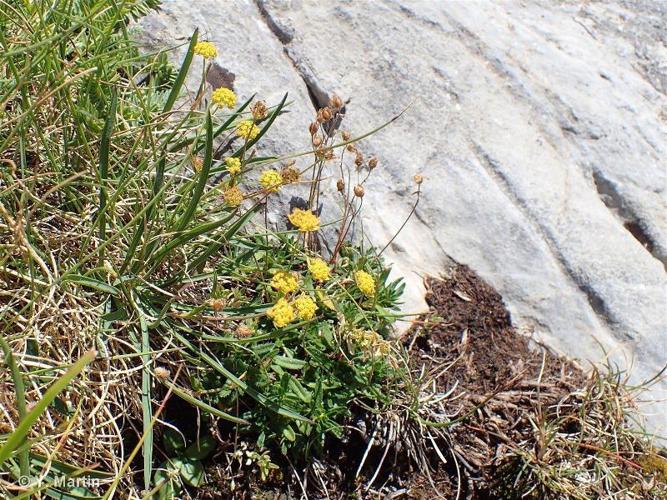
[236,120,260,140]
[194,41,217,59]
[270,271,299,294]
[308,258,330,282]
[354,270,375,297]
[288,208,320,232]
[223,186,244,207]
[225,157,242,175]
[294,294,318,320]
[212,87,237,109]
[259,170,283,192]
[267,298,295,328]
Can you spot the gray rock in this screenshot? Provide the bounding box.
[137,0,667,434]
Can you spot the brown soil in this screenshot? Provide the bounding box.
[404,265,586,498]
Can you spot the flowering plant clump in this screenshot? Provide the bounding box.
[354,270,376,297]
[212,87,237,109]
[0,13,419,497]
[236,119,260,140]
[288,208,320,232]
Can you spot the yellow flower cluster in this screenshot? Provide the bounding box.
[236,120,260,140]
[259,170,283,192]
[267,298,295,328]
[288,208,320,232]
[348,329,390,357]
[270,271,299,294]
[194,41,217,59]
[308,257,330,282]
[225,157,241,175]
[354,270,375,297]
[294,294,318,320]
[223,186,244,207]
[212,87,237,109]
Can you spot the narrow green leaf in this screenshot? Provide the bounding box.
[97,90,117,252]
[0,351,96,466]
[174,111,213,232]
[163,383,248,425]
[62,275,119,296]
[163,29,198,114]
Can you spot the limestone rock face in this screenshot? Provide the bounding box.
[137,0,667,433]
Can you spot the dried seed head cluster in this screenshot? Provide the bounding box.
[414,174,424,185]
[251,100,268,120]
[235,323,253,338]
[329,94,344,109]
[280,164,300,184]
[154,366,171,380]
[353,185,365,198]
[336,178,345,192]
[209,297,226,311]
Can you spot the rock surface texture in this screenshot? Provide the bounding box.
[138,0,667,433]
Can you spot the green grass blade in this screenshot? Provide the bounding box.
[0,338,28,476]
[97,89,117,255]
[162,29,198,114]
[174,111,213,232]
[0,351,96,467]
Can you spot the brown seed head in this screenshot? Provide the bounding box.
[414,174,424,185]
[312,135,323,147]
[341,130,351,141]
[281,165,300,184]
[330,94,344,109]
[251,100,268,120]
[368,157,378,170]
[154,367,170,380]
[354,185,365,197]
[320,107,332,121]
[235,324,253,338]
[192,157,203,172]
[336,178,345,192]
[209,298,225,312]
[309,122,319,136]
[355,152,364,167]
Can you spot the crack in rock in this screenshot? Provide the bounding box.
[592,169,667,271]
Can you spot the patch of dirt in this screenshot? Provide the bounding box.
[404,265,586,498]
